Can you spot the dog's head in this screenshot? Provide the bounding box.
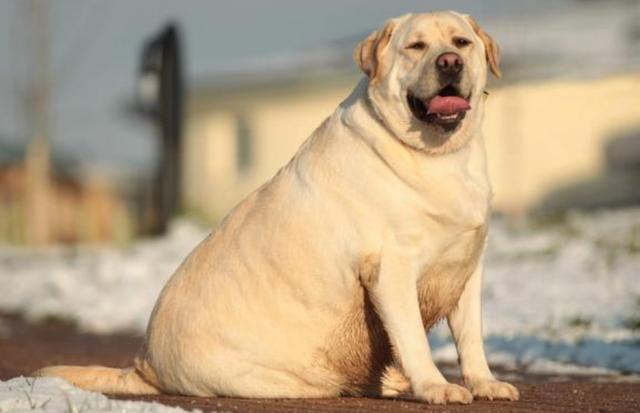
[355,11,501,154]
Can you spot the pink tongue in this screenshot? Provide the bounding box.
[427,96,470,115]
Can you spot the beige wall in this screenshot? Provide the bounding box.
[484,74,640,216]
[184,73,640,221]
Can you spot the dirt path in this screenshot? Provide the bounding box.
[1,313,639,413]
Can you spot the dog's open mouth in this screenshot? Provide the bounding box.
[407,84,470,132]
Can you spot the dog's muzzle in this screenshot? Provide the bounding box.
[407,84,471,132]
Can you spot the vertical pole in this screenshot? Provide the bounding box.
[147,24,183,235]
[161,24,183,225]
[24,0,52,245]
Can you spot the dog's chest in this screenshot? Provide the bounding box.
[401,156,490,328]
[416,222,487,329]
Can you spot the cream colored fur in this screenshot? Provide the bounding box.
[36,11,518,404]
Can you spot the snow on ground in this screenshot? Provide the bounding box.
[1,208,639,375]
[0,376,206,413]
[0,221,205,334]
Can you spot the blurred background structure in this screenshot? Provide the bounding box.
[0,0,639,244]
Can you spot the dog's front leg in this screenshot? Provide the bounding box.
[368,244,472,404]
[447,250,519,401]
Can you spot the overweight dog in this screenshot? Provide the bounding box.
[37,11,519,404]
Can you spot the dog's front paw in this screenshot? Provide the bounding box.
[417,383,473,404]
[468,379,519,401]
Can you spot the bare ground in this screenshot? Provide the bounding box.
[1,313,639,413]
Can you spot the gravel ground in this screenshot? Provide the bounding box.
[1,313,639,413]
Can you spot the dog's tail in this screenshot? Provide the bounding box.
[33,365,161,395]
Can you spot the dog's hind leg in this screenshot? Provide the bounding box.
[380,365,411,398]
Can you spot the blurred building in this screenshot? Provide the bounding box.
[182,3,640,220]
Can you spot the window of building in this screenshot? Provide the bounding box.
[235,113,253,173]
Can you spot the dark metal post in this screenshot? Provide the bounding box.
[139,23,184,235]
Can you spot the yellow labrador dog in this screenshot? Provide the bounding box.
[37,11,519,404]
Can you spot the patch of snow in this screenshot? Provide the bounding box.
[484,208,640,339]
[1,209,640,376]
[0,376,206,413]
[0,220,207,334]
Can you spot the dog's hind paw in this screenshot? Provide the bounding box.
[380,365,411,398]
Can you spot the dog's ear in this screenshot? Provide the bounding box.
[354,19,398,83]
[465,16,501,79]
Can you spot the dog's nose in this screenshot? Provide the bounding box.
[436,52,463,75]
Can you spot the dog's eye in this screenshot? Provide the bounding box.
[406,41,426,51]
[454,37,472,48]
